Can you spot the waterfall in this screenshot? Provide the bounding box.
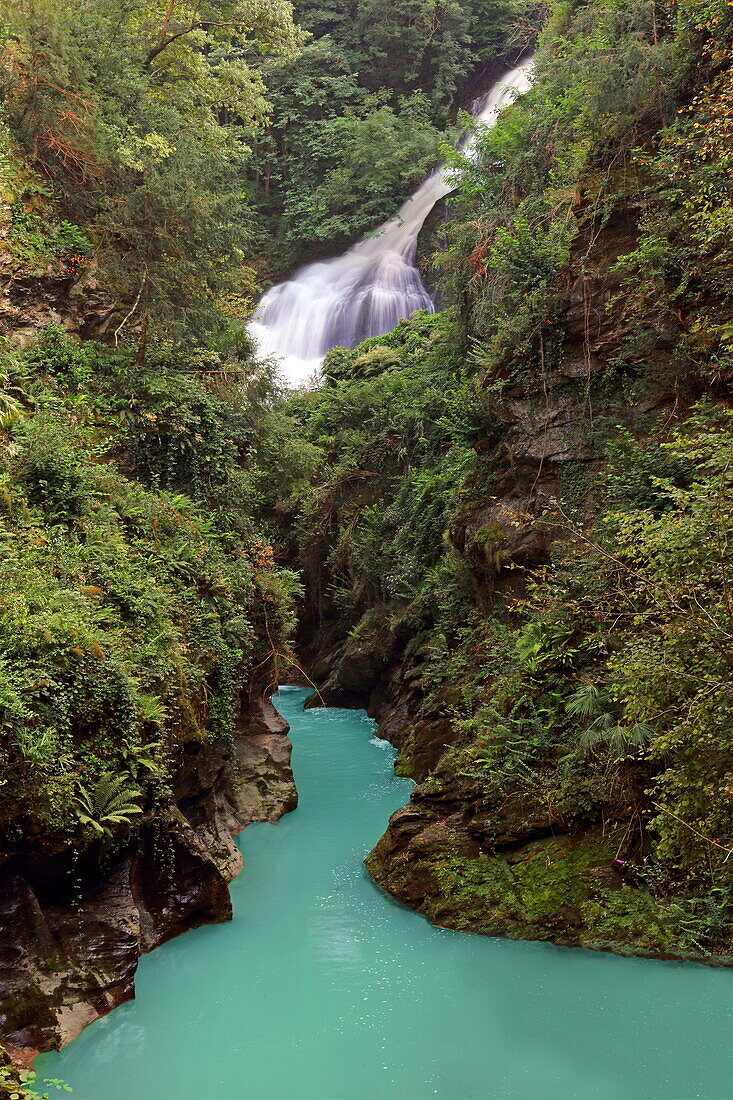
[249,59,534,385]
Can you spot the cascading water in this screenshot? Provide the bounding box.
[248,59,534,385]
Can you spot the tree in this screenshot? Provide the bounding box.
[1,0,304,347]
[280,93,443,254]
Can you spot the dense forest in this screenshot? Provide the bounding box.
[1,0,733,1081]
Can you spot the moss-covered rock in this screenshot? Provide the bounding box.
[368,814,702,958]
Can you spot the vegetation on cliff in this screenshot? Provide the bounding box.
[1,0,306,347]
[0,0,322,865]
[0,1,316,1061]
[290,0,733,961]
[0,326,306,851]
[1,0,733,1063]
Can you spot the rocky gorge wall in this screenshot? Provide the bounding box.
[298,189,730,966]
[0,695,296,1061]
[0,183,305,1065]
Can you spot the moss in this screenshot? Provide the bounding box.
[433,850,518,930]
[471,522,508,569]
[350,345,402,378]
[404,822,724,959]
[394,755,416,778]
[437,832,613,936]
[0,987,60,1036]
[556,460,593,525]
[580,887,679,955]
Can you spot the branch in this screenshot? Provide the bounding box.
[651,801,733,860]
[113,267,148,345]
[144,14,246,68]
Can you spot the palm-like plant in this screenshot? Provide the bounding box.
[567,684,653,760]
[0,391,24,428]
[74,772,143,836]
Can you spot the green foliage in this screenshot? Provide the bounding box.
[278,93,444,256]
[249,0,532,268]
[1,0,533,298]
[291,312,483,620]
[613,14,733,386]
[509,405,733,904]
[0,329,307,846]
[1,0,304,341]
[566,685,654,759]
[589,410,733,880]
[291,0,524,104]
[436,0,695,381]
[74,772,142,837]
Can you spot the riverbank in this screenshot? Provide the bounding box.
[36,689,733,1100]
[0,696,296,1061]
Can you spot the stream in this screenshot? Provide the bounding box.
[39,688,733,1099]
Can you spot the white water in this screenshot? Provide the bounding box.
[249,60,534,385]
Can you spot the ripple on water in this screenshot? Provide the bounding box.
[38,687,733,1100]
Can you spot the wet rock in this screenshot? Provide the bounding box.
[367,797,663,953]
[0,695,296,1058]
[305,605,404,708]
[0,863,141,1055]
[131,808,233,953]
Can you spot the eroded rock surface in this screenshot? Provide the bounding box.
[0,696,296,1059]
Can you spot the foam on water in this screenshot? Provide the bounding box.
[369,735,393,750]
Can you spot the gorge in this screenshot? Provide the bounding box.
[37,690,733,1100]
[2,0,733,1095]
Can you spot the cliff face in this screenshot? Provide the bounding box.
[0,695,296,1060]
[0,262,116,346]
[298,186,732,964]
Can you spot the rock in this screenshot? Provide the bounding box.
[453,490,555,576]
[0,694,296,1058]
[367,790,661,953]
[0,863,141,1055]
[305,605,403,708]
[556,355,603,379]
[132,808,233,953]
[505,393,593,464]
[0,262,117,344]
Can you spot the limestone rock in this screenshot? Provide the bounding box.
[0,695,296,1058]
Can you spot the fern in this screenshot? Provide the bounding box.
[0,390,24,428]
[580,714,654,759]
[566,683,607,719]
[569,686,653,759]
[74,772,142,836]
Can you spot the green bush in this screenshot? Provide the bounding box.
[0,330,306,847]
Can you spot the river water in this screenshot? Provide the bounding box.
[39,688,733,1099]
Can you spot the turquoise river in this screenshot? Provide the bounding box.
[40,687,733,1099]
